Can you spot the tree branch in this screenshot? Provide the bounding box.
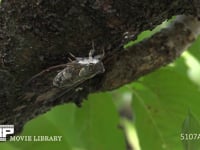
[101,15,200,90]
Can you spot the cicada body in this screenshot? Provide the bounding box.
[53,56,105,88]
[25,44,105,97]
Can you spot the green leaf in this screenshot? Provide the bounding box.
[0,143,19,150]
[182,111,200,150]
[9,106,73,150]
[187,36,200,62]
[131,67,200,150]
[3,93,125,150]
[73,92,125,150]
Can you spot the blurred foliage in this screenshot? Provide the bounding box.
[182,111,200,150]
[2,93,125,150]
[1,17,200,150]
[131,67,200,149]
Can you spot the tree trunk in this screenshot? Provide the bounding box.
[0,0,200,134]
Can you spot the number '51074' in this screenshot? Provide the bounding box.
[180,133,200,140]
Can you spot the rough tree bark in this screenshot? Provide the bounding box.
[0,0,200,134]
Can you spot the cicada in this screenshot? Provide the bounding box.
[26,44,105,91]
[53,50,105,88]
